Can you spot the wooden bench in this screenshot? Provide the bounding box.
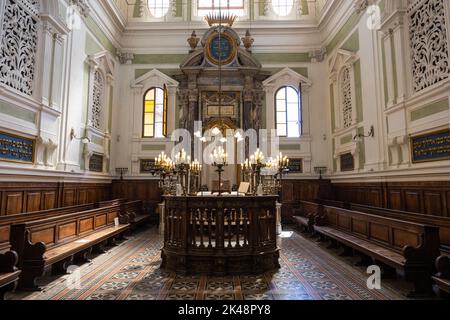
[313,205,440,297]
[124,201,150,230]
[433,255,450,298]
[0,221,20,300]
[292,201,322,233]
[348,203,450,254]
[10,205,130,291]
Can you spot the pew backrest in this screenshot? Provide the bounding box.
[349,203,450,252]
[10,205,122,263]
[320,206,440,257]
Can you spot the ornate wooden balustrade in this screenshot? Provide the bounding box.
[161,195,280,275]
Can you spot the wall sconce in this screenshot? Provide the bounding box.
[70,128,91,144]
[353,125,375,141]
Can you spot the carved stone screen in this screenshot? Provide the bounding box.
[0,0,39,95]
[408,0,450,92]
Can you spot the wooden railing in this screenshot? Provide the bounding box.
[162,195,279,275]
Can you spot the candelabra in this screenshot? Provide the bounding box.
[210,146,228,195]
[115,167,128,180]
[155,152,175,195]
[275,152,290,198]
[174,149,191,196]
[189,159,202,195]
[314,166,327,180]
[244,149,265,195]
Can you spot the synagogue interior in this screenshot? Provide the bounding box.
[0,0,450,304]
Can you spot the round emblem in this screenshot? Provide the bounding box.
[205,32,237,66]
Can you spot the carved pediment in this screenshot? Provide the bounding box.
[131,69,179,89]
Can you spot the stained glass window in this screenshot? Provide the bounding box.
[143,87,167,138]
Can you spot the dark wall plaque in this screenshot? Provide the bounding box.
[287,158,303,173]
[140,159,157,173]
[0,131,35,163]
[411,130,450,163]
[340,153,354,172]
[89,154,104,172]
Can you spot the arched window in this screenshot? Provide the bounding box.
[271,0,294,17]
[147,0,170,18]
[143,87,168,138]
[275,86,301,138]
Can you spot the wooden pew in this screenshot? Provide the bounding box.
[292,201,322,233]
[0,221,20,300]
[99,199,148,231]
[433,255,450,298]
[313,205,440,297]
[10,205,130,291]
[349,203,450,254]
[124,201,150,230]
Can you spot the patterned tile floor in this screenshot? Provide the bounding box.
[7,226,421,300]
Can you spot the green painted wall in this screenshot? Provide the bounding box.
[326,12,360,54]
[381,41,388,107]
[341,30,360,52]
[0,100,36,123]
[340,134,352,145]
[354,60,363,123]
[133,0,142,18]
[411,99,450,121]
[85,34,103,55]
[133,54,188,64]
[254,53,311,64]
[280,144,301,151]
[85,16,116,55]
[142,144,167,151]
[301,0,309,15]
[357,127,366,169]
[330,84,335,132]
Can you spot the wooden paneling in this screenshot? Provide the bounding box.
[405,191,421,213]
[388,191,402,210]
[43,191,57,210]
[79,218,94,233]
[0,182,111,215]
[95,214,106,227]
[31,228,55,245]
[25,192,41,212]
[331,181,450,217]
[5,192,23,215]
[58,222,77,240]
[424,192,443,216]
